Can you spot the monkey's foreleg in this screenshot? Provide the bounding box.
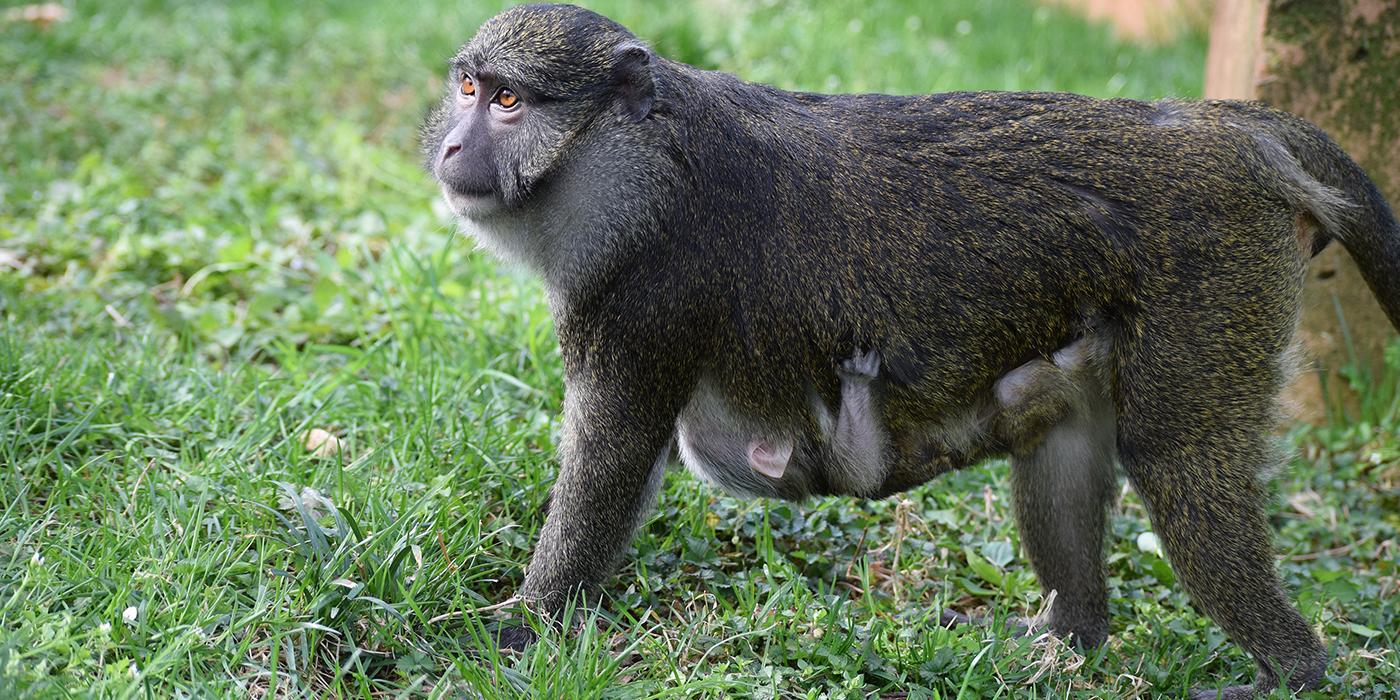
[514,368,682,637]
[993,339,1116,647]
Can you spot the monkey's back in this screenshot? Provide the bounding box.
[657,77,1312,422]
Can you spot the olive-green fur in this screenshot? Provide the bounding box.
[423,5,1400,696]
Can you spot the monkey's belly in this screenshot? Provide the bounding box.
[675,418,781,498]
[674,380,830,500]
[675,379,989,500]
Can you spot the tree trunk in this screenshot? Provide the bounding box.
[1207,0,1400,420]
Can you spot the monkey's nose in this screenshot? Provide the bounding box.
[442,142,462,161]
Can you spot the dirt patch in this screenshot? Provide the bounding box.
[1348,0,1389,24]
[1041,0,1212,42]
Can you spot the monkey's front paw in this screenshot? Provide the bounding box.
[495,625,537,652]
[1187,685,1256,700]
[937,608,974,628]
[838,350,881,381]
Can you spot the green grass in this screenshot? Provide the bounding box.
[1,0,1397,697]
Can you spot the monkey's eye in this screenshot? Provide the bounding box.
[494,87,519,110]
[460,74,476,97]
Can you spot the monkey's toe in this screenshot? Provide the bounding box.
[937,608,972,628]
[494,625,537,652]
[837,349,881,379]
[1187,685,1256,700]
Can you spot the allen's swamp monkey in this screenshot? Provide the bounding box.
[421,5,1400,697]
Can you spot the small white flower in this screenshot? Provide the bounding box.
[122,606,139,624]
[29,551,43,567]
[98,622,112,634]
[278,485,336,520]
[1136,531,1164,557]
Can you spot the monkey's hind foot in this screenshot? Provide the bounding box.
[1187,657,1327,700]
[838,349,881,382]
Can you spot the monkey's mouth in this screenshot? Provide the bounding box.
[433,158,499,201]
[435,172,497,198]
[440,184,503,217]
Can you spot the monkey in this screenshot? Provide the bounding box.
[994,335,1106,460]
[1000,332,1117,647]
[683,349,903,499]
[422,5,1400,697]
[697,345,1088,500]
[827,349,889,488]
[679,349,893,499]
[742,351,891,486]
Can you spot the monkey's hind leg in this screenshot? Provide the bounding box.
[1115,321,1326,698]
[1002,346,1116,648]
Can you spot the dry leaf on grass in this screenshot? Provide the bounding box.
[302,428,343,458]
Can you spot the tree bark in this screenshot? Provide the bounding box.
[1204,0,1269,99]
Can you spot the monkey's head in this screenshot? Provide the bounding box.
[422,4,656,218]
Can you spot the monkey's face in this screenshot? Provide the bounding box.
[422,4,652,219]
[425,67,529,216]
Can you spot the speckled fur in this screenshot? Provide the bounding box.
[422,5,1400,696]
[677,348,1074,501]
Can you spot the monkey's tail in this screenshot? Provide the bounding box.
[1247,108,1400,331]
[1340,183,1400,332]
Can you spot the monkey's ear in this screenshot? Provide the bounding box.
[611,42,655,123]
